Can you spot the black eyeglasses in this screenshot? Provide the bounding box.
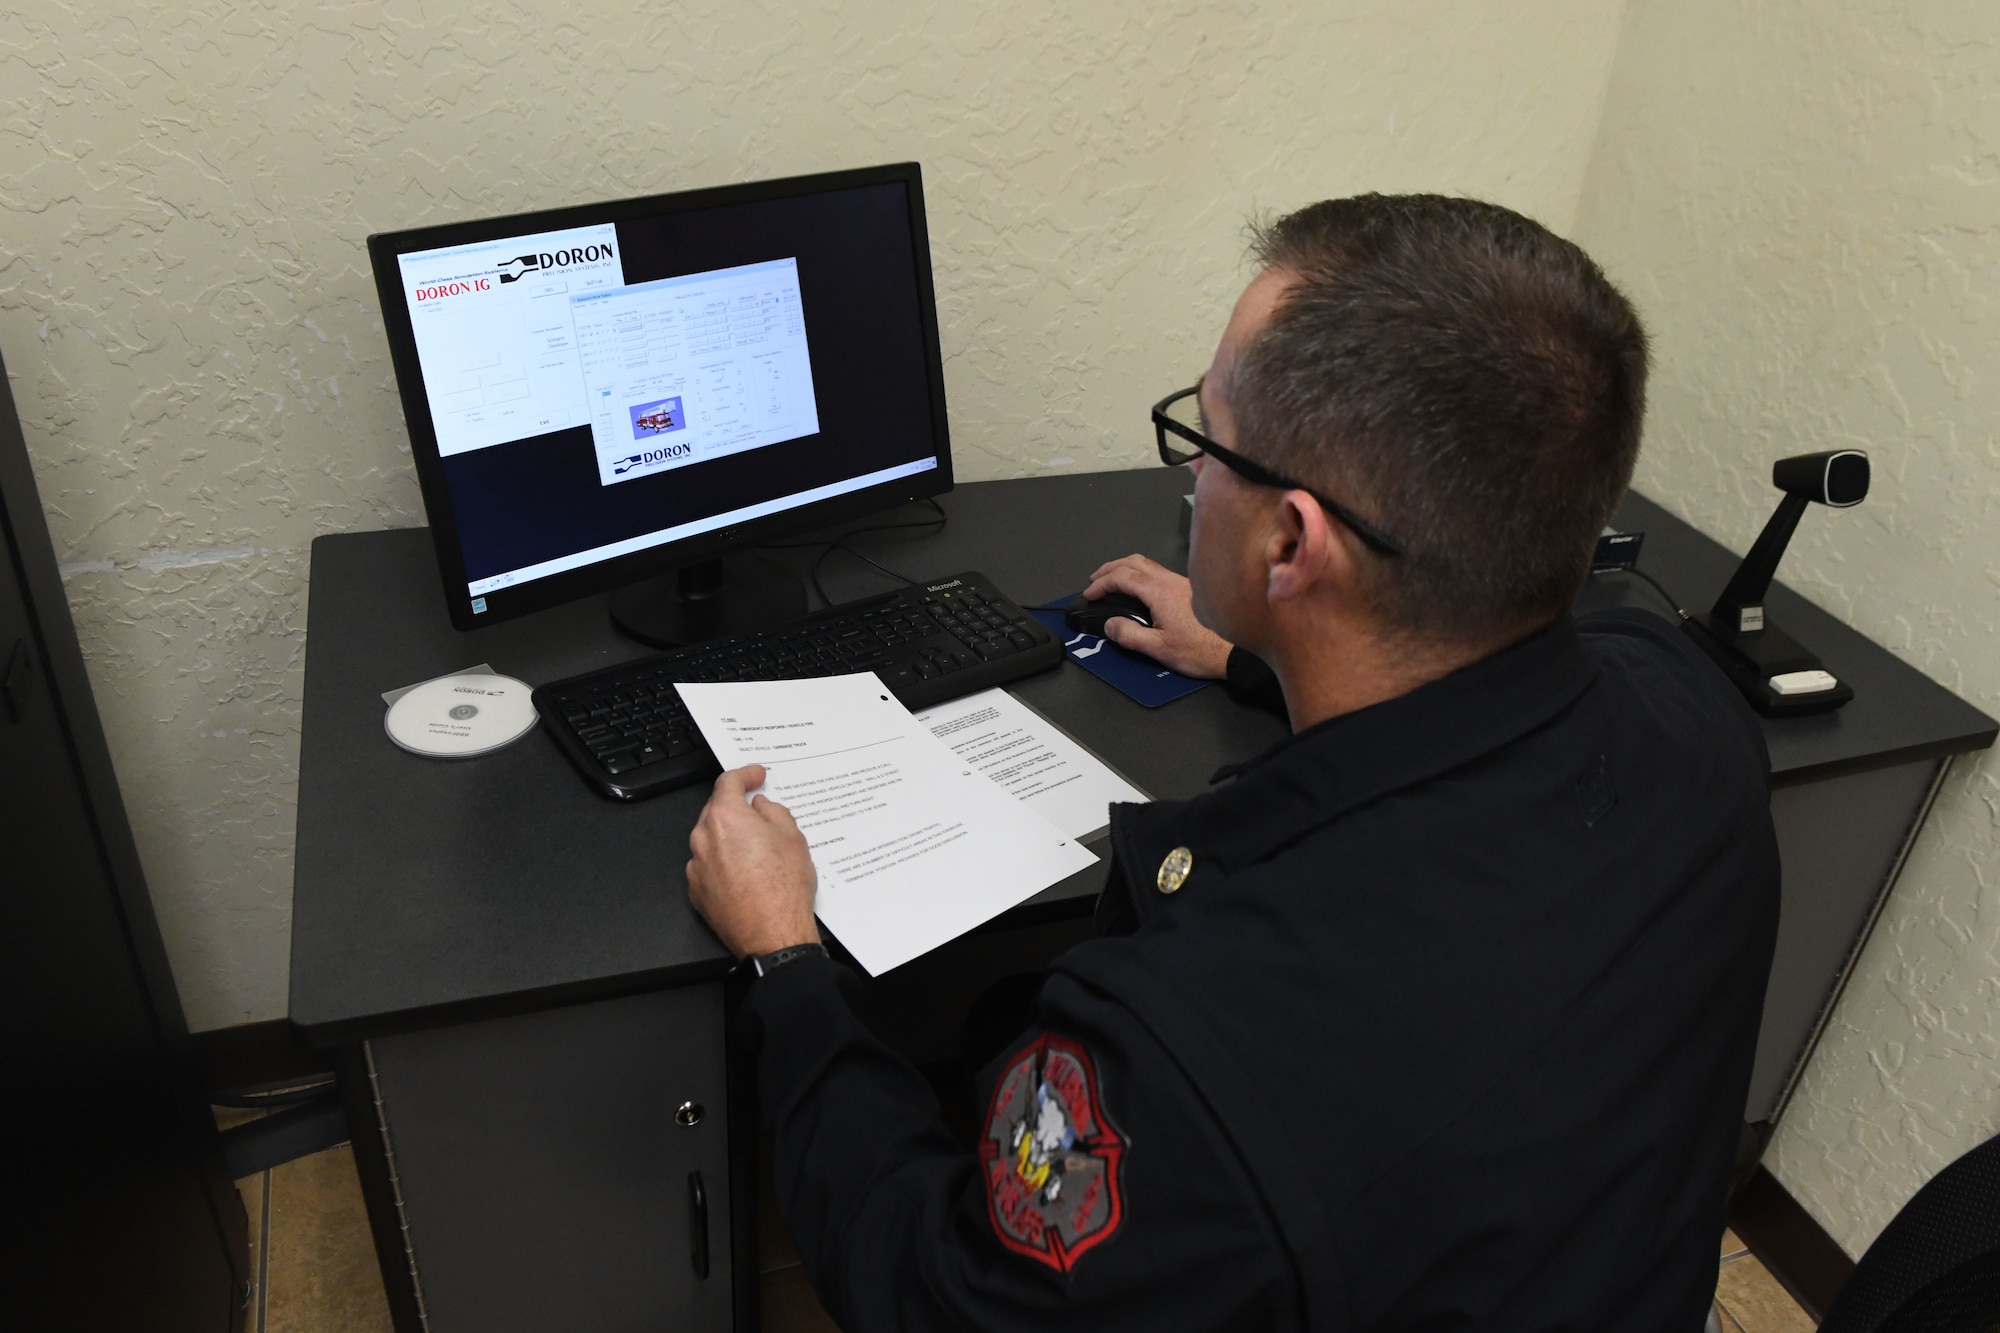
[1151,385,1404,558]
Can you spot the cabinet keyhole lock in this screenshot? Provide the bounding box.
[675,1101,704,1127]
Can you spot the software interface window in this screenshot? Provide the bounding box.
[397,224,626,454]
[574,258,819,485]
[401,232,821,484]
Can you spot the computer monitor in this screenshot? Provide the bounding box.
[367,162,953,643]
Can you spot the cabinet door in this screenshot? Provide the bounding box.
[366,984,734,1332]
[1751,759,1945,1121]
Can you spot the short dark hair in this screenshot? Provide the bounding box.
[1236,194,1648,646]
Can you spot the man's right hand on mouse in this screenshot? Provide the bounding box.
[1083,553,1235,679]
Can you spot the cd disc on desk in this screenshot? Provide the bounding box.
[384,673,538,758]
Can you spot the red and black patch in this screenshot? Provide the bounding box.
[978,1033,1126,1272]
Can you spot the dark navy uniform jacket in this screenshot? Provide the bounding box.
[736,607,1781,1331]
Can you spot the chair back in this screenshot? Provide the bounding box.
[1819,1135,2000,1333]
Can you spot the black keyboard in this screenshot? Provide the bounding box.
[534,571,1066,800]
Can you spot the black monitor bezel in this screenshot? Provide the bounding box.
[366,161,954,631]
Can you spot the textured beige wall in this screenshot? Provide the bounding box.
[0,2,1628,1028]
[1574,0,2000,1256]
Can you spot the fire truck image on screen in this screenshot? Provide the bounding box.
[629,396,686,437]
[612,395,692,475]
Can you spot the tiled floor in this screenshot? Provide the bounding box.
[1717,1228,1820,1333]
[221,1124,1817,1332]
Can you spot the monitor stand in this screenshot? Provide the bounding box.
[608,553,807,650]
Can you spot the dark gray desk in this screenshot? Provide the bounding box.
[291,469,1993,1333]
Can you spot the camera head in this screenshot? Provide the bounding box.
[1773,450,1869,508]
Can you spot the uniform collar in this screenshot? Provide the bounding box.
[1114,617,1601,881]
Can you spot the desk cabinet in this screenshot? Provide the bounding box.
[291,469,1994,1331]
[348,986,739,1332]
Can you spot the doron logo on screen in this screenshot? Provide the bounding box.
[411,242,617,302]
[495,243,616,284]
[413,277,493,301]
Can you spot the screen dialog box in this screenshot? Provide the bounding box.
[398,239,822,491]
[573,258,821,486]
[397,223,624,457]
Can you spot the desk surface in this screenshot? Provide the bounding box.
[290,469,1994,1043]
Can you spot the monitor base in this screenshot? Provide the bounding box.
[609,554,808,649]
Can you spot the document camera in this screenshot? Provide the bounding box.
[1687,449,1870,716]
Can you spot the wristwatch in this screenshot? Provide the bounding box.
[746,942,829,978]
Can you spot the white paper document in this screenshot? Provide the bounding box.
[914,689,1149,840]
[676,674,1099,975]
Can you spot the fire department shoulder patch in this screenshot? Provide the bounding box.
[978,1033,1126,1272]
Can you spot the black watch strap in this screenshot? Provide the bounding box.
[747,942,829,978]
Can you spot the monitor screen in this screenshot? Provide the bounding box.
[368,163,952,630]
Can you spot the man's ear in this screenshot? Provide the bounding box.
[1265,490,1351,605]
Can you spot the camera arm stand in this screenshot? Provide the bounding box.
[1681,451,1868,717]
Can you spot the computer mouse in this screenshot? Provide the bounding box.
[1064,592,1153,636]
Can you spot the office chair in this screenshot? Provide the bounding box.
[1817,1133,2000,1333]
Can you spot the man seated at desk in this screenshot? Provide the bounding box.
[684,194,1780,1331]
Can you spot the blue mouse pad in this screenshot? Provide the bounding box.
[1028,605,1212,708]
